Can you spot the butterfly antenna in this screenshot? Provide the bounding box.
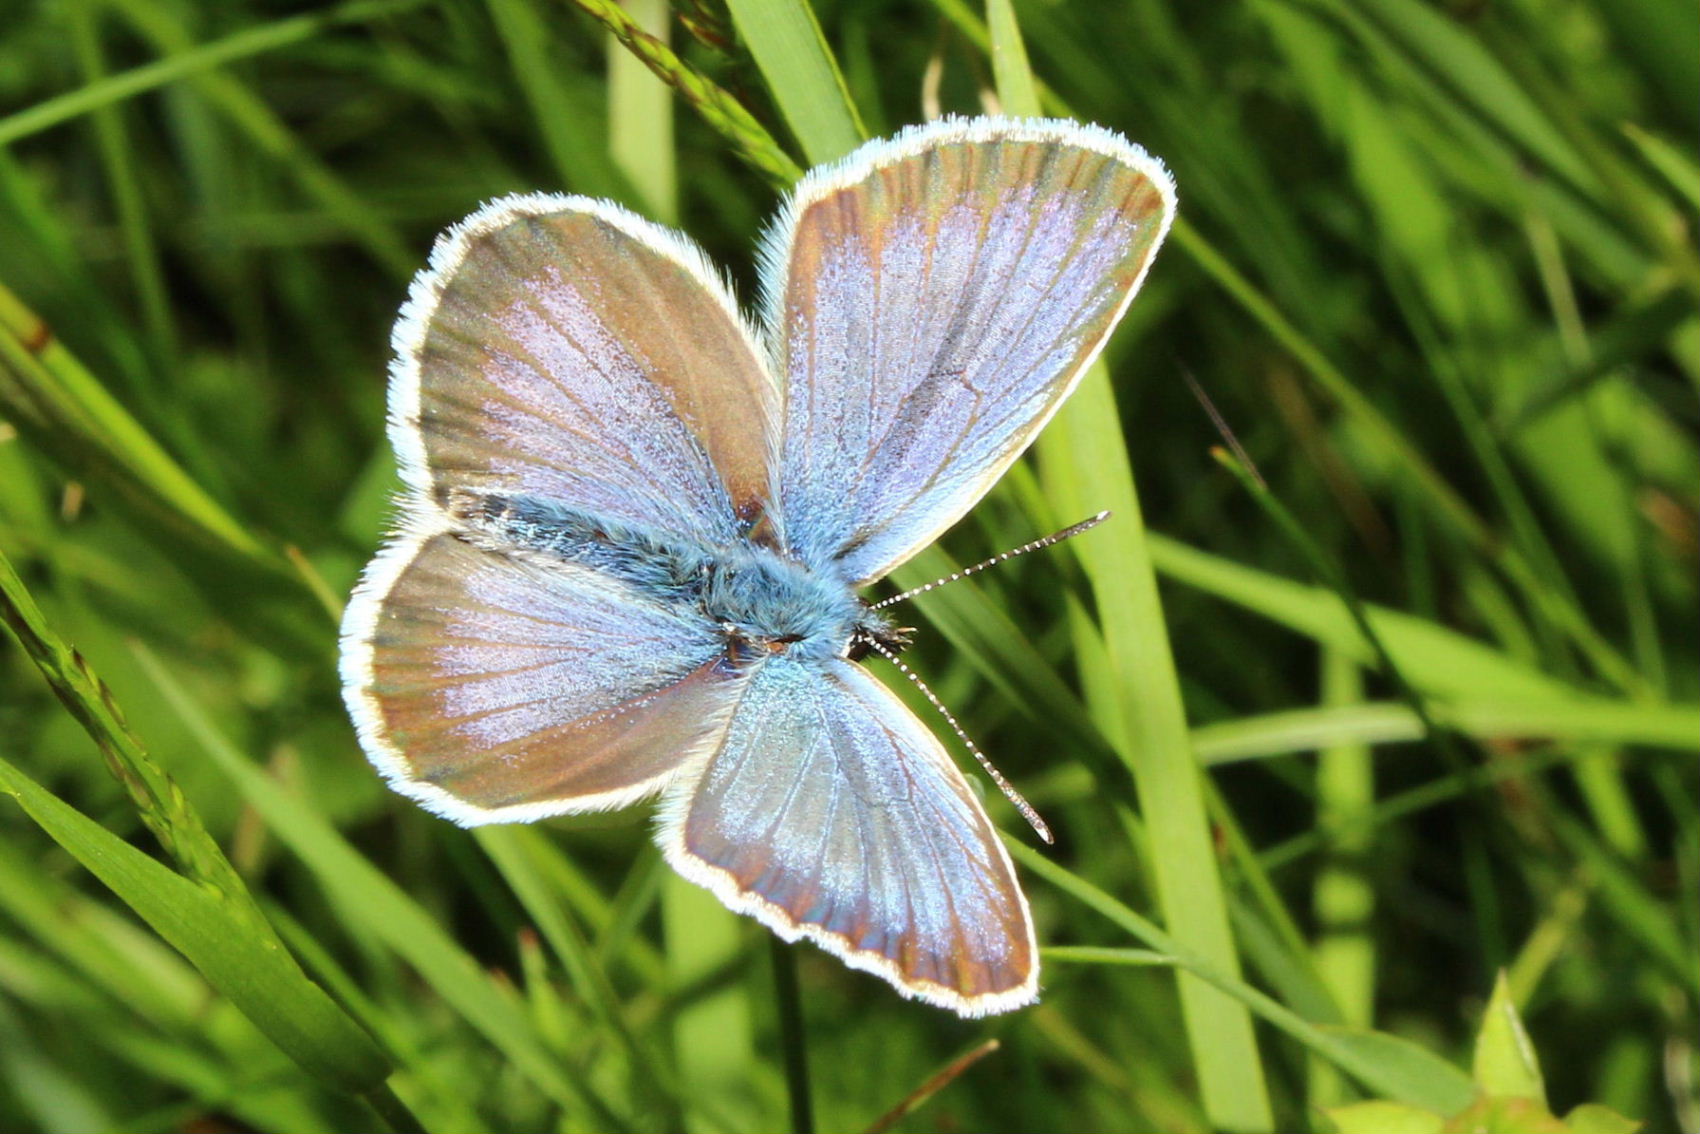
[863,638,1054,844]
[871,511,1111,611]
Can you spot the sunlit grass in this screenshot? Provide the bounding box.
[0,0,1694,1131]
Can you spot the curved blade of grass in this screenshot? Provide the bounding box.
[1148,532,1583,702]
[0,543,254,908]
[0,283,270,565]
[0,0,428,148]
[129,643,631,1130]
[1190,697,1699,765]
[1620,122,1700,211]
[1009,840,1477,1115]
[485,0,625,199]
[567,0,802,185]
[723,0,864,164]
[983,6,1271,1125]
[100,0,415,277]
[0,757,399,1110]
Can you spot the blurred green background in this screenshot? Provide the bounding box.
[0,0,1695,1131]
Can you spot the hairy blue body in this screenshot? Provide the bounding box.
[459,492,902,664]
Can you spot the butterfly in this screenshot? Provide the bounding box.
[340,116,1174,1017]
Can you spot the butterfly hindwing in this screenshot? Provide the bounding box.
[764,118,1175,583]
[341,522,745,824]
[659,654,1037,1016]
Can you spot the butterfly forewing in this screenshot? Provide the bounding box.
[395,194,777,544]
[765,120,1175,583]
[661,655,1037,1015]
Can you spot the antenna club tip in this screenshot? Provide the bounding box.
[1037,826,1056,845]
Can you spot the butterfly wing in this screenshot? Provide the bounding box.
[763,117,1175,583]
[392,193,776,544]
[342,521,744,824]
[659,655,1037,1016]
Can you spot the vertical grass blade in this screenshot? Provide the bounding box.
[986,5,1273,1128]
[607,0,677,221]
[568,0,802,185]
[1308,651,1376,1110]
[722,0,865,163]
[1035,372,1274,1132]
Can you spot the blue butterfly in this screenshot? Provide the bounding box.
[340,116,1174,1016]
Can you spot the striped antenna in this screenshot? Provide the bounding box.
[871,512,1110,610]
[863,638,1054,845]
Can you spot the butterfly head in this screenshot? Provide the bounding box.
[705,545,908,667]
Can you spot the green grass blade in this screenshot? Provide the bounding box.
[1620,122,1700,210]
[985,8,1271,1124]
[0,544,285,941]
[1190,697,1699,765]
[1037,370,1274,1132]
[607,0,677,221]
[130,644,632,1129]
[1009,841,1476,1115]
[985,0,1039,119]
[722,0,865,164]
[0,283,272,566]
[0,757,395,1104]
[1308,652,1376,1109]
[0,0,427,148]
[569,0,803,185]
[100,0,416,277]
